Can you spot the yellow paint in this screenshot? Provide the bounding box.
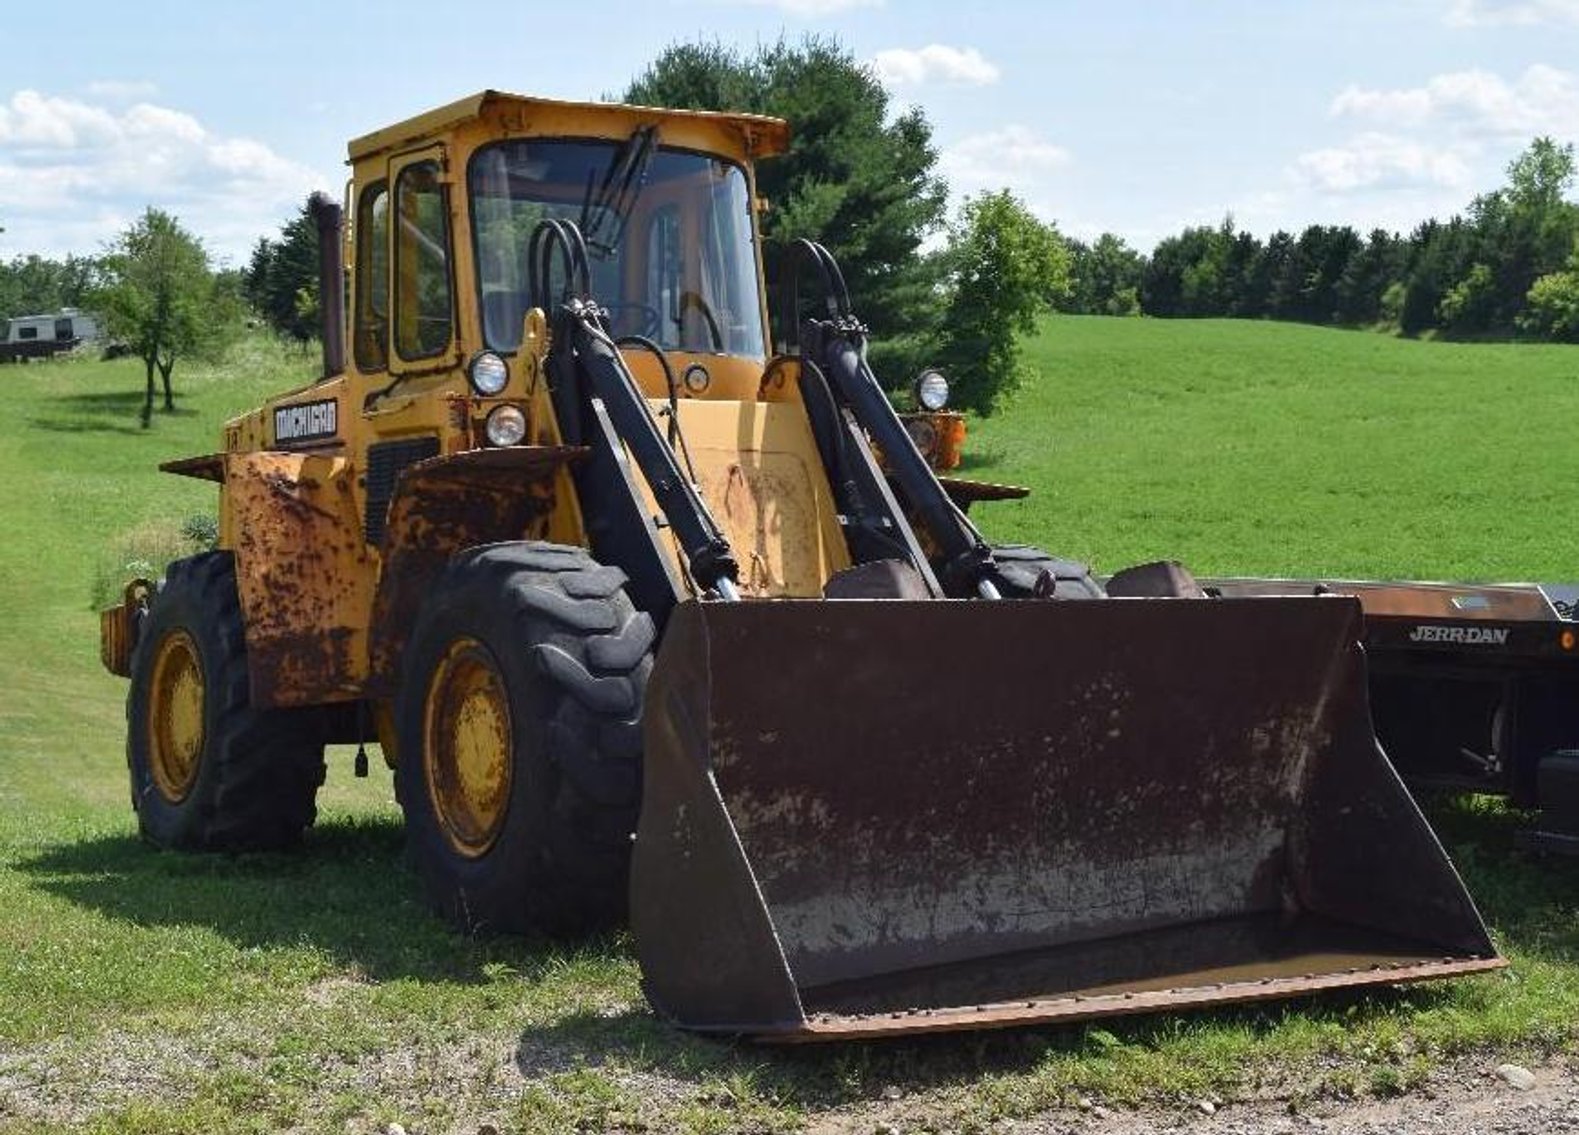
[147,629,205,803]
[644,398,850,598]
[145,90,855,706]
[423,637,513,858]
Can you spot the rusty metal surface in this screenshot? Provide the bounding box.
[936,476,1031,505]
[1209,577,1561,621]
[895,411,966,471]
[1207,577,1577,663]
[777,956,1505,1042]
[159,453,226,483]
[366,446,584,693]
[634,596,1500,1038]
[98,580,153,677]
[225,451,372,707]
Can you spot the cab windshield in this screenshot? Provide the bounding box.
[469,139,765,358]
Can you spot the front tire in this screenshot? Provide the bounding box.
[988,544,1105,599]
[395,543,653,936]
[126,552,326,849]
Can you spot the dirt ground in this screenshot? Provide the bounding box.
[809,1057,1579,1135]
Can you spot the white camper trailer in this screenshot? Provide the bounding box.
[0,308,98,362]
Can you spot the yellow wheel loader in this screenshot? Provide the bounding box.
[100,91,1502,1040]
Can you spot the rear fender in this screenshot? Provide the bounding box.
[219,451,371,708]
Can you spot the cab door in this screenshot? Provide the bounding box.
[388,145,460,378]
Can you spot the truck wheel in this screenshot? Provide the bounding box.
[126,553,327,850]
[988,544,1105,600]
[395,543,652,936]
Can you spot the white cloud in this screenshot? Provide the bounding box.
[84,80,160,102]
[871,45,1000,87]
[0,90,120,149]
[937,126,1071,222]
[721,0,879,13]
[0,89,330,263]
[1330,65,1579,139]
[1291,132,1473,193]
[942,125,1070,189]
[1446,0,1579,25]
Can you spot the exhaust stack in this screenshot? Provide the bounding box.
[308,191,345,380]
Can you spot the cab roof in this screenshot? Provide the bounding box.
[347,90,791,164]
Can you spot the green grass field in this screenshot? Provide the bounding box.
[1,318,1576,1134]
[975,317,1579,582]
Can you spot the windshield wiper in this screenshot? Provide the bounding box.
[579,125,657,259]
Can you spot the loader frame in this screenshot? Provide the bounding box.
[98,89,1507,1041]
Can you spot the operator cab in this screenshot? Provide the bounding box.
[344,92,786,405]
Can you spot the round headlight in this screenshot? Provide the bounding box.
[468,351,509,396]
[914,368,949,411]
[484,404,527,447]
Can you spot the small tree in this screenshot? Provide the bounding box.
[98,209,229,428]
[933,191,1069,416]
[1520,238,1579,342]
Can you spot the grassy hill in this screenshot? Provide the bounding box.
[970,316,1579,582]
[0,323,1576,1133]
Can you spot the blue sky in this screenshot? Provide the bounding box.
[2,0,1576,264]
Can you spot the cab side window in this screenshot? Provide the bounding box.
[354,181,389,372]
[395,161,454,360]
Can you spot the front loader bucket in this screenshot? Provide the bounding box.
[632,596,1503,1041]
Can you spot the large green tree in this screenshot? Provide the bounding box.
[97,208,235,427]
[244,203,320,346]
[934,191,1069,416]
[623,37,948,381]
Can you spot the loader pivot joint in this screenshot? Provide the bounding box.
[690,543,741,595]
[939,545,998,597]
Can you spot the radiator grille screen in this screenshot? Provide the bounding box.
[364,436,440,545]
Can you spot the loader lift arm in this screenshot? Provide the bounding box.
[532,220,742,605]
[778,240,1001,598]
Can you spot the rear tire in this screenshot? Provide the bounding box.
[988,544,1105,600]
[126,552,327,850]
[395,542,652,936]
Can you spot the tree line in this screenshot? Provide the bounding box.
[1059,138,1579,342]
[4,36,1576,430]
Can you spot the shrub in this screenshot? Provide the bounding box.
[89,515,216,609]
[1520,265,1579,342]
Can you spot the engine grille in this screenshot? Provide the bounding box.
[364,436,440,545]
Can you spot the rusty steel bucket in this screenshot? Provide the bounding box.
[631,595,1503,1041]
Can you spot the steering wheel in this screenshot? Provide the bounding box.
[604,303,661,339]
[678,290,723,351]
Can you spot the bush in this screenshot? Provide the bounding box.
[89,515,216,610]
[1520,266,1579,342]
[1380,281,1406,328]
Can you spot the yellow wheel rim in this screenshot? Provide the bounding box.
[147,629,205,803]
[424,637,513,858]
